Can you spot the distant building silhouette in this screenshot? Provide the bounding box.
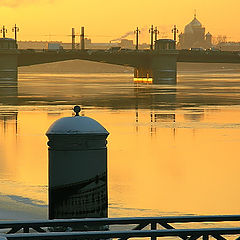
[178,14,212,49]
[216,42,240,51]
[18,41,62,49]
[119,39,134,49]
[17,38,150,50]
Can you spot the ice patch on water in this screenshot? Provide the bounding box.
[0,194,47,220]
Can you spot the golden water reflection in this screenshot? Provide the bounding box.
[1,106,240,219]
[134,78,153,84]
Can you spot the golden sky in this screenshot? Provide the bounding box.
[0,0,240,43]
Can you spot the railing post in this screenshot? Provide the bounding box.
[151,222,157,240]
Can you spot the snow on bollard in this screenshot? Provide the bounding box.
[46,106,109,220]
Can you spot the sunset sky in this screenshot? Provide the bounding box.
[0,0,239,43]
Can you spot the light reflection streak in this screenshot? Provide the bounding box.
[134,78,153,84]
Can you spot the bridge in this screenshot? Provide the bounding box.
[17,49,240,67]
[2,38,240,84]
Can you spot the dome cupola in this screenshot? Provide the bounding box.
[184,13,202,34]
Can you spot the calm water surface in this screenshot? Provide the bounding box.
[1,62,240,221]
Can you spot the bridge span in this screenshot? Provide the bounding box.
[18,48,240,67]
[17,48,240,84]
[2,38,240,83]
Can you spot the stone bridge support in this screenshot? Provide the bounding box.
[134,50,178,84]
[151,50,178,84]
[0,50,18,81]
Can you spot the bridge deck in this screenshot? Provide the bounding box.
[16,49,240,67]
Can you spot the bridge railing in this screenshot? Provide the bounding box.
[2,227,240,240]
[0,215,240,239]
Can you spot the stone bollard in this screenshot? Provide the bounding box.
[46,106,109,221]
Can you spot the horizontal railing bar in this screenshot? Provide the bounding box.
[1,215,240,230]
[3,227,240,240]
[1,215,240,227]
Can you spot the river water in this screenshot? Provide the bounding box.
[1,61,240,221]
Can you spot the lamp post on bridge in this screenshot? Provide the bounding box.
[134,27,140,50]
[154,27,159,45]
[149,25,154,50]
[80,26,85,50]
[1,26,7,38]
[72,28,76,50]
[171,25,178,42]
[12,24,19,41]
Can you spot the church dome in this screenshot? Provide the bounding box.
[190,17,202,27]
[184,15,202,34]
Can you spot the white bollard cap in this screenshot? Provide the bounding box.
[46,106,109,135]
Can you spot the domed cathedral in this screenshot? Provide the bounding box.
[177,13,212,49]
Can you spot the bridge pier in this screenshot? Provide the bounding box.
[0,50,18,81]
[134,50,178,84]
[151,50,178,84]
[134,39,178,84]
[150,39,178,84]
[0,39,18,81]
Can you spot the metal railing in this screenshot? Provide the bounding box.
[1,215,240,240]
[3,227,240,240]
